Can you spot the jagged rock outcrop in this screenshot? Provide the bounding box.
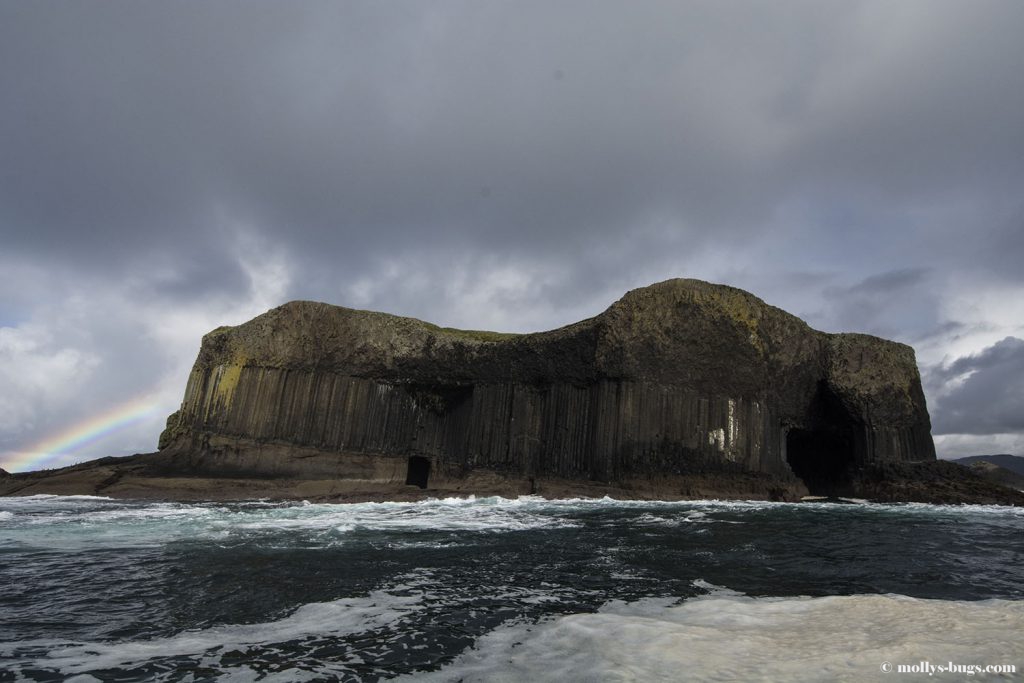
[157,278,936,497]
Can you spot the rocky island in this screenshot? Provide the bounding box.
[4,279,1022,504]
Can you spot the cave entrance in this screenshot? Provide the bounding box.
[785,427,855,496]
[784,382,859,496]
[405,456,430,489]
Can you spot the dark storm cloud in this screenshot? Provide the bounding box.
[929,337,1024,435]
[4,0,1023,301]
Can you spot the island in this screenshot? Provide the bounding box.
[4,279,1022,504]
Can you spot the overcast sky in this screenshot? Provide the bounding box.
[2,0,1023,471]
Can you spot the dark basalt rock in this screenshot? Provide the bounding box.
[5,279,1019,504]
[845,460,1024,505]
[153,278,945,500]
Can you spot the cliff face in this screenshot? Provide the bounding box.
[159,279,935,496]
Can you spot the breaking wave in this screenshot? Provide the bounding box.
[2,583,1020,682]
[405,588,1024,682]
[1,495,1021,680]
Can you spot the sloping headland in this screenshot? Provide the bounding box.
[953,456,1024,491]
[4,279,1022,505]
[954,454,1024,476]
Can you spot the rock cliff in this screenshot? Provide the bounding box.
[156,278,936,497]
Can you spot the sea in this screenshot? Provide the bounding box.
[0,494,1021,682]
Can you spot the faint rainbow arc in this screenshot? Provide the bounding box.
[5,396,165,473]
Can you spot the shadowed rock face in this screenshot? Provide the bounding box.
[159,279,935,496]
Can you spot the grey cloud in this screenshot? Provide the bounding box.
[911,320,968,346]
[929,337,1024,435]
[4,1,1023,302]
[798,268,937,340]
[3,1,1024,466]
[846,269,929,294]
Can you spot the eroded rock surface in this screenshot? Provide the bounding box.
[7,279,1019,504]
[159,279,935,495]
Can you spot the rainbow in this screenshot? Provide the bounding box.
[3,396,164,473]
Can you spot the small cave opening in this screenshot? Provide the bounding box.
[784,383,859,496]
[405,456,431,489]
[785,428,855,496]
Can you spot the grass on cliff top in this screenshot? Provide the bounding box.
[422,323,522,343]
[205,308,522,343]
[208,325,234,335]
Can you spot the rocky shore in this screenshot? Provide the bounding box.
[3,450,1022,506]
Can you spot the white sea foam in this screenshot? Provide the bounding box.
[1,589,422,676]
[402,590,1024,683]
[0,495,583,549]
[28,504,224,527]
[634,512,712,527]
[4,494,115,502]
[14,497,116,501]
[2,494,1021,551]
[224,496,582,535]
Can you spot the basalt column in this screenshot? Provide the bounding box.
[158,279,937,487]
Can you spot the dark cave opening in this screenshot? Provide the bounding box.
[785,382,859,496]
[405,456,431,489]
[404,383,474,415]
[785,428,856,496]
